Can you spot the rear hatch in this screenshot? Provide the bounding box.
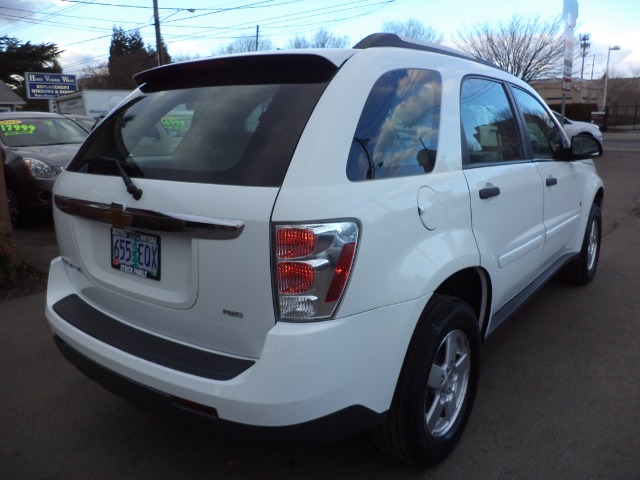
[53,52,351,358]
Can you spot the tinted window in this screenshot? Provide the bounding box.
[67,56,334,188]
[460,78,523,165]
[511,87,564,160]
[347,69,441,181]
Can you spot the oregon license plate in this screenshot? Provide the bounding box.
[111,228,161,281]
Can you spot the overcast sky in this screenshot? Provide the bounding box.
[1,0,638,78]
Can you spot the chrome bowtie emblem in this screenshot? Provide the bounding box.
[106,203,133,229]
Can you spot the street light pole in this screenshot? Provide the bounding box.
[603,45,620,111]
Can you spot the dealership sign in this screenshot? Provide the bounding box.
[25,72,78,99]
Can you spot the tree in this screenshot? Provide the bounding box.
[0,36,62,98]
[217,34,273,55]
[79,27,171,89]
[78,63,111,89]
[454,15,564,82]
[150,37,172,66]
[287,28,349,49]
[381,18,443,43]
[171,53,203,63]
[107,26,162,89]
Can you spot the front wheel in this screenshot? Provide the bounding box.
[372,294,481,467]
[561,202,601,285]
[6,182,32,228]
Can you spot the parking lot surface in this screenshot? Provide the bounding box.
[1,133,639,479]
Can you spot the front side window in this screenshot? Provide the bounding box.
[460,77,524,165]
[347,69,442,181]
[511,87,564,160]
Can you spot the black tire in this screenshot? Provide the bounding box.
[372,294,481,467]
[561,203,601,285]
[6,182,32,228]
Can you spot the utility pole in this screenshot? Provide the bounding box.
[153,0,164,66]
[579,33,590,79]
[255,25,259,51]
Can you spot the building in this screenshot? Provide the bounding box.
[0,82,26,112]
[529,78,603,108]
[531,76,640,129]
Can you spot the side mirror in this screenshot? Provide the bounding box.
[560,135,602,160]
[572,135,602,157]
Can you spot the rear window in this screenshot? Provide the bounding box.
[67,54,337,187]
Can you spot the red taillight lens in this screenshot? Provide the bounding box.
[277,262,315,294]
[276,228,316,259]
[274,221,359,320]
[325,242,356,302]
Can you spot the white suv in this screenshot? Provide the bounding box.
[45,33,603,467]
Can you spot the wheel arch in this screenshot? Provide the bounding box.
[593,186,604,208]
[576,131,595,138]
[433,266,492,341]
[3,164,21,194]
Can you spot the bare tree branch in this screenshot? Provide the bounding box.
[381,18,443,43]
[454,15,564,82]
[287,28,349,49]
[218,35,273,55]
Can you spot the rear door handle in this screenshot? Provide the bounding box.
[479,186,501,199]
[546,177,558,187]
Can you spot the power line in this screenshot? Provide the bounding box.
[158,0,394,42]
[0,0,407,73]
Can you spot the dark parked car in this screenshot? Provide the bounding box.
[1,111,88,227]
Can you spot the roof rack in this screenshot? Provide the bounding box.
[353,33,499,70]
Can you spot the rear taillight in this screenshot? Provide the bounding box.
[274,221,359,321]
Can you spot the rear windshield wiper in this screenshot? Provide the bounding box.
[84,156,143,200]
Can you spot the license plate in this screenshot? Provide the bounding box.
[111,228,161,281]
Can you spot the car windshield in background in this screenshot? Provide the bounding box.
[67,115,97,131]
[69,81,329,188]
[0,117,88,148]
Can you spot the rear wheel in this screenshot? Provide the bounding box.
[372,294,480,467]
[561,203,601,285]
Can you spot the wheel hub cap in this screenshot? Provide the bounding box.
[425,330,471,437]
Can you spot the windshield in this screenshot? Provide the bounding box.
[0,116,88,148]
[67,54,336,188]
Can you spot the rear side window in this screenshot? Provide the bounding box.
[460,77,524,165]
[67,55,336,187]
[347,69,441,181]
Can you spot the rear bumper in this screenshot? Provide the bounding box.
[45,256,428,444]
[54,334,382,446]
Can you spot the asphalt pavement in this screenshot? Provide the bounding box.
[1,132,639,479]
[9,215,57,274]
